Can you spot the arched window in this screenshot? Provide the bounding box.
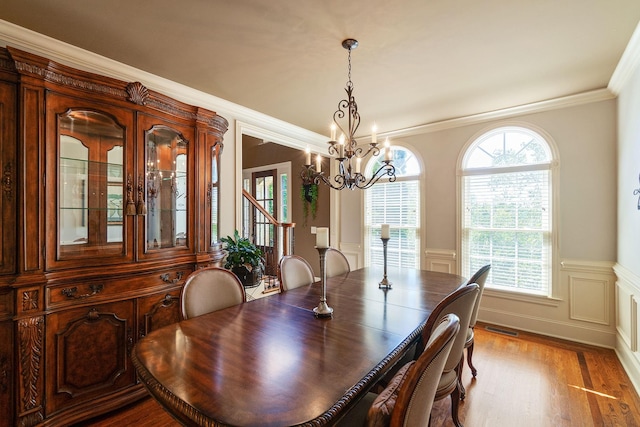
[460,125,556,295]
[364,146,421,268]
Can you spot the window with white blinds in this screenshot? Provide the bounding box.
[365,146,421,268]
[461,127,554,295]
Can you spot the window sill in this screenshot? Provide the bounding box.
[484,287,562,307]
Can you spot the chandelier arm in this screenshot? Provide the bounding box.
[355,163,396,190]
[313,171,347,190]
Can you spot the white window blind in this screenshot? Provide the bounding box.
[366,180,420,268]
[365,146,421,269]
[461,126,554,296]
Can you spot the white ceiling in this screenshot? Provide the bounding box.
[1,1,639,137]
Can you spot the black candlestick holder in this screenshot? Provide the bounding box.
[314,246,334,317]
[379,237,392,289]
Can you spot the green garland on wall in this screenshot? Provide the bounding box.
[301,183,318,226]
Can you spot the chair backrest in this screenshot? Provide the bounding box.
[467,264,491,328]
[279,255,315,291]
[180,267,246,320]
[391,313,460,427]
[325,248,350,277]
[422,283,479,372]
[364,314,460,427]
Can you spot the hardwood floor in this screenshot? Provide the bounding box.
[78,322,640,426]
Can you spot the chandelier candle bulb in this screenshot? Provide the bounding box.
[316,155,322,173]
[381,224,390,239]
[316,227,329,248]
[330,124,337,141]
[384,138,391,161]
[305,148,311,166]
[356,157,361,174]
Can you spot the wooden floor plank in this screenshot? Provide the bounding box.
[78,322,640,427]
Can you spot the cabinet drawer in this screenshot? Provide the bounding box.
[46,266,193,308]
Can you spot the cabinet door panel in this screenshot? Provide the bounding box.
[45,300,135,414]
[137,289,181,340]
[137,113,195,261]
[0,81,16,275]
[45,93,135,270]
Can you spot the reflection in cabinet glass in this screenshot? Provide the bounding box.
[210,144,220,245]
[58,110,124,257]
[145,126,188,250]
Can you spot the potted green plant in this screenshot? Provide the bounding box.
[221,230,264,287]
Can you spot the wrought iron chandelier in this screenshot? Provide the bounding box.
[303,39,396,190]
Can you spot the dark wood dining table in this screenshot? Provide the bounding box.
[131,266,466,427]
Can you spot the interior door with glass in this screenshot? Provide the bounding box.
[252,170,278,277]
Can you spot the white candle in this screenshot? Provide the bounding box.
[305,148,311,165]
[372,123,377,144]
[316,155,322,173]
[384,138,391,161]
[338,134,345,158]
[355,157,361,174]
[381,224,390,239]
[316,227,329,248]
[330,123,337,141]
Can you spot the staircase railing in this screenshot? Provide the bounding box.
[241,189,295,287]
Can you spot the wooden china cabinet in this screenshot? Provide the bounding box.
[0,47,228,426]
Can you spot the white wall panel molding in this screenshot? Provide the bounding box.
[480,307,616,348]
[568,277,611,325]
[339,242,362,270]
[616,336,640,399]
[424,249,456,274]
[561,259,615,326]
[613,262,640,394]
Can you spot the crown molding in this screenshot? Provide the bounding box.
[379,88,615,140]
[609,21,640,95]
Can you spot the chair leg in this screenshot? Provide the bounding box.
[467,339,477,378]
[457,358,466,400]
[450,383,464,427]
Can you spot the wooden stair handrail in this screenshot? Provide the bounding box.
[242,189,295,256]
[242,189,278,225]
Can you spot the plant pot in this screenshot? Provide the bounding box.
[232,266,261,288]
[303,183,314,203]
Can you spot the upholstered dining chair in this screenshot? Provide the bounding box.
[417,282,479,427]
[180,267,246,320]
[278,255,315,291]
[462,264,491,384]
[325,247,350,277]
[336,313,460,427]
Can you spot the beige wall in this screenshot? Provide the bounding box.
[338,99,619,349]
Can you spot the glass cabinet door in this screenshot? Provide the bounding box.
[144,125,190,252]
[209,143,221,247]
[58,110,125,258]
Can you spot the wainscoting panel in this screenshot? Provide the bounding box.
[424,249,457,273]
[569,276,610,325]
[613,263,640,397]
[339,242,362,271]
